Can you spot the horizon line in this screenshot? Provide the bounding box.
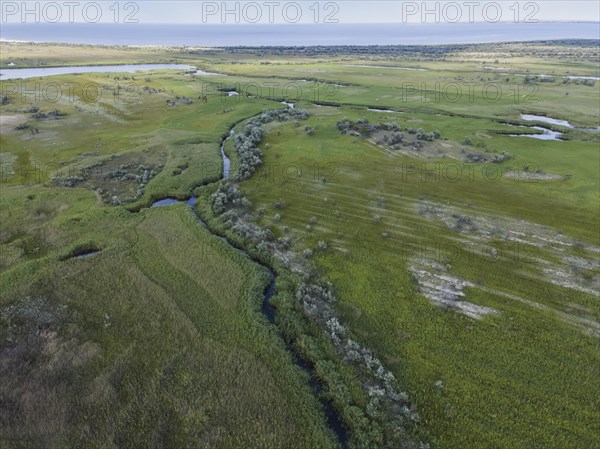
[3,20,600,25]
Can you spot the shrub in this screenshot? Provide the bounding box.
[234,109,310,180]
[211,184,252,215]
[389,132,403,145]
[278,236,293,249]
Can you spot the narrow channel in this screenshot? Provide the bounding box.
[148,123,349,447]
[152,195,348,447]
[220,128,234,180]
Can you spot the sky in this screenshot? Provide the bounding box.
[1,1,599,24]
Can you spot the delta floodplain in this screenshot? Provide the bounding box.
[1,40,599,449]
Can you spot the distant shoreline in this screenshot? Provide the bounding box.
[2,22,599,47]
[1,37,599,50]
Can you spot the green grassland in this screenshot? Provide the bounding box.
[1,40,599,449]
[0,185,338,448]
[237,105,599,449]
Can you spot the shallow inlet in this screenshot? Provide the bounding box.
[0,64,197,80]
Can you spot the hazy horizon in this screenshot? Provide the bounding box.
[1,22,599,47]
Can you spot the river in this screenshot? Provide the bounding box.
[148,124,348,447]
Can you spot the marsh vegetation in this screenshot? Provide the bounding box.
[1,40,598,449]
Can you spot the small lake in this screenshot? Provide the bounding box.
[0,64,196,80]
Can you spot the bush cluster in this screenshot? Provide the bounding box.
[32,109,67,119]
[338,119,441,144]
[51,175,85,187]
[234,108,310,181]
[563,78,596,86]
[206,111,430,448]
[211,183,252,215]
[296,280,427,448]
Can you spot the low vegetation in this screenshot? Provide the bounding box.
[1,40,598,449]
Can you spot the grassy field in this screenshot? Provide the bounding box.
[0,57,339,448]
[0,186,339,448]
[237,105,599,449]
[1,41,599,449]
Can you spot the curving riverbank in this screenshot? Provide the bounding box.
[131,107,430,449]
[145,116,348,446]
[150,193,349,447]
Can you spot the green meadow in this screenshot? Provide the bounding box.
[1,41,599,449]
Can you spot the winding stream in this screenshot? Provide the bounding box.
[150,194,348,446]
[521,114,574,128]
[505,114,599,139]
[220,128,234,180]
[509,125,563,141]
[520,114,599,131]
[148,125,348,446]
